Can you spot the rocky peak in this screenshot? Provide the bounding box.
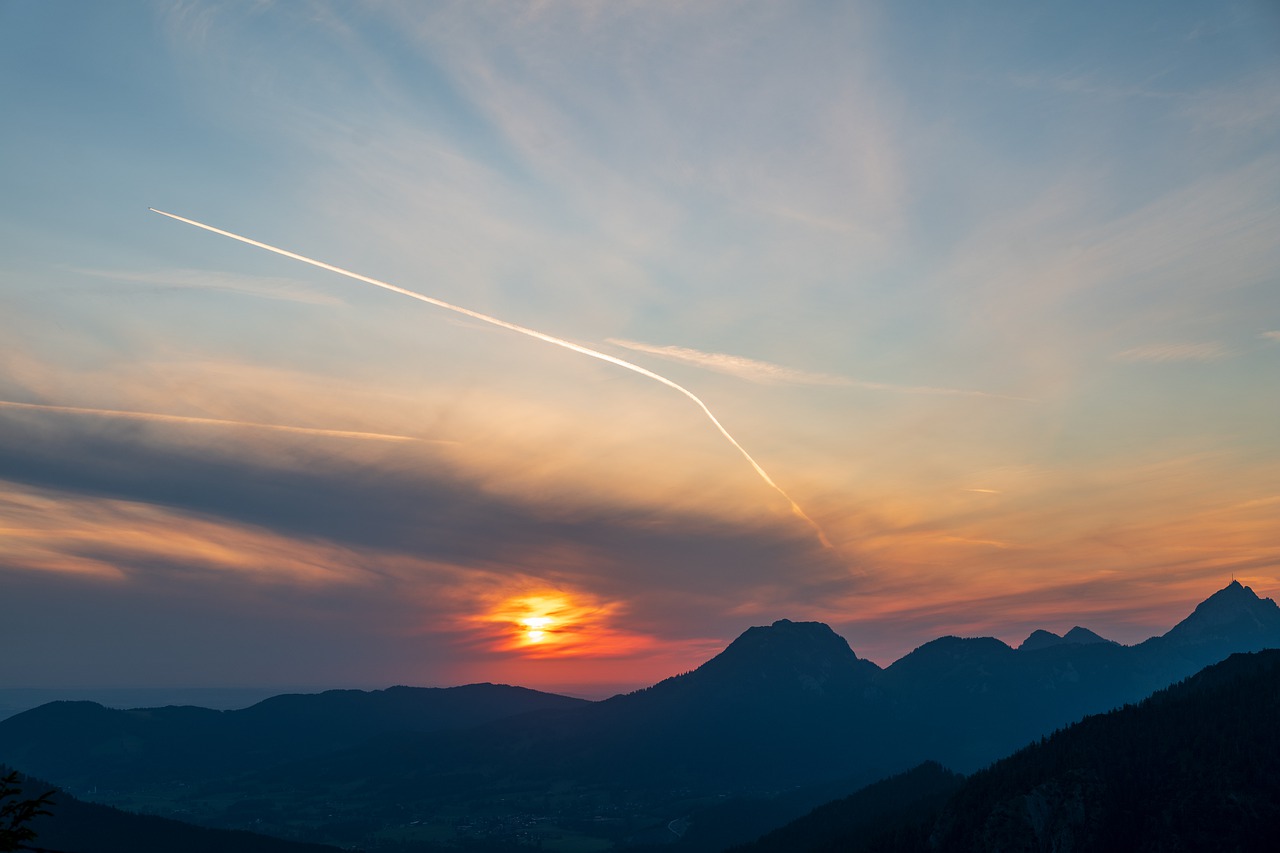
[1161,581,1280,645]
[688,619,878,695]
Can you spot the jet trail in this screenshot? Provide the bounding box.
[0,399,425,443]
[149,208,831,548]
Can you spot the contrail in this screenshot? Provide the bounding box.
[149,208,832,548]
[0,399,426,443]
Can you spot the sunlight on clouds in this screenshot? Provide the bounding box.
[0,480,366,586]
[472,586,658,659]
[0,335,823,538]
[0,345,447,453]
[0,399,425,443]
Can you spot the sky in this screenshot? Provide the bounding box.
[1,0,1278,696]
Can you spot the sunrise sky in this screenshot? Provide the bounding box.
[2,1,1278,696]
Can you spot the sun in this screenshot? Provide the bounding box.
[520,615,554,644]
[492,594,576,651]
[476,587,650,658]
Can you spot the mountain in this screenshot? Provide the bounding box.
[1062,625,1113,645]
[1018,625,1113,651]
[1148,580,1280,653]
[734,649,1280,852]
[268,619,892,798]
[1018,628,1065,651]
[0,682,587,790]
[666,618,882,694]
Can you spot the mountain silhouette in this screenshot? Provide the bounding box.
[1018,625,1114,650]
[0,683,586,788]
[1156,580,1280,647]
[736,649,1280,852]
[622,618,880,710]
[672,618,881,695]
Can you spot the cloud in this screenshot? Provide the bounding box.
[0,399,427,443]
[608,338,849,386]
[70,267,344,306]
[1262,331,1280,343]
[1113,343,1231,363]
[608,338,1029,400]
[0,482,368,587]
[0,405,832,590]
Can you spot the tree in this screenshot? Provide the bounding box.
[0,771,54,853]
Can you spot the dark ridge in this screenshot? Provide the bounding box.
[3,766,341,853]
[732,650,1280,852]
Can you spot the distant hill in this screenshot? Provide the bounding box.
[0,682,587,789]
[734,649,1280,852]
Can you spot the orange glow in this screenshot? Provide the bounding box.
[520,615,553,644]
[487,593,597,653]
[476,588,660,659]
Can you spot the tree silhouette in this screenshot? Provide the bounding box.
[0,771,55,853]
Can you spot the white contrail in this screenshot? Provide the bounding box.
[0,399,426,443]
[149,208,831,548]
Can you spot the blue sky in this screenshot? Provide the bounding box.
[1,1,1278,692]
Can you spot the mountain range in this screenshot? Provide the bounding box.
[731,648,1280,852]
[3,581,1277,851]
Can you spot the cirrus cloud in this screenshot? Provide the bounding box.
[1113,342,1231,363]
[607,338,1028,400]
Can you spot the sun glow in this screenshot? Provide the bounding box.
[474,587,660,659]
[520,615,554,644]
[496,594,580,651]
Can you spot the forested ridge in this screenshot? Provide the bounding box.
[736,649,1280,852]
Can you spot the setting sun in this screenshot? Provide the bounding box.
[520,615,554,643]
[470,586,663,660]
[486,592,585,653]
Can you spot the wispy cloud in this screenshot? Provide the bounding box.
[1261,331,1280,343]
[608,338,1028,400]
[71,267,343,306]
[608,338,849,386]
[0,399,428,443]
[1113,343,1231,363]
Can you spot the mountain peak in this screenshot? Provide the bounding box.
[1018,629,1064,651]
[1020,626,1115,651]
[1062,626,1114,646]
[1161,581,1280,647]
[681,619,879,697]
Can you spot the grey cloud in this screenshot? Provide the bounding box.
[0,409,839,598]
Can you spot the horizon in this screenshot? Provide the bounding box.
[2,578,1262,709]
[2,1,1278,693]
